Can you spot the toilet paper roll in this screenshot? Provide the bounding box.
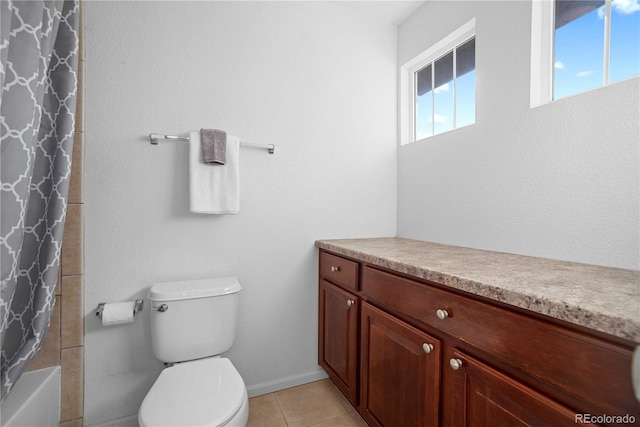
[101,301,136,326]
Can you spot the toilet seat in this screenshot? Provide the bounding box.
[139,357,246,427]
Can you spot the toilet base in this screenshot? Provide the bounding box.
[138,358,248,427]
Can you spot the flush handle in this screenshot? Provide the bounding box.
[152,304,169,312]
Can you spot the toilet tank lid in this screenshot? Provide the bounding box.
[148,277,241,301]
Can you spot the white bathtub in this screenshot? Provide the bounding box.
[1,366,61,427]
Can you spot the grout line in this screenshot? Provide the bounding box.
[272,390,291,427]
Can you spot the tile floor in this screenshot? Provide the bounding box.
[247,379,368,427]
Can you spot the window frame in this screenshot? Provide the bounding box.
[530,0,554,108]
[400,18,476,146]
[530,0,636,107]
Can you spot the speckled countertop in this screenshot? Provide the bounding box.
[315,237,640,343]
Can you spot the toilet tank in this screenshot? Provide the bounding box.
[148,277,241,363]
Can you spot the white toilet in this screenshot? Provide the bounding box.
[138,277,249,427]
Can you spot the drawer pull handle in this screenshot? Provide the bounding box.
[450,358,463,370]
[347,299,355,308]
[436,309,449,320]
[330,266,341,272]
[422,343,434,354]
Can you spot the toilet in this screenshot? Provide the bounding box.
[139,277,249,427]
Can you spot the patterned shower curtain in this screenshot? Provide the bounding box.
[0,0,79,402]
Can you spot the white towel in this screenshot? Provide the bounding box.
[189,131,239,214]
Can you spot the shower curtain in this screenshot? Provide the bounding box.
[0,0,79,402]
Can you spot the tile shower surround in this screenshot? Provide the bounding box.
[25,3,85,426]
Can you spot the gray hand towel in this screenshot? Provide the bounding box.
[200,128,227,164]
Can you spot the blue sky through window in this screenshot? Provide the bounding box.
[611,0,640,82]
[554,0,640,100]
[415,37,475,140]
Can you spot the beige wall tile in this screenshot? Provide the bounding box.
[61,346,84,422]
[61,275,84,348]
[26,296,61,371]
[61,204,84,276]
[78,0,85,61]
[68,131,84,204]
[74,60,84,133]
[56,264,62,296]
[60,418,83,427]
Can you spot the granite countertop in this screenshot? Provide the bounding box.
[315,237,640,343]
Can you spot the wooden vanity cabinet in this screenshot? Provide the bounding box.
[318,250,640,426]
[362,265,640,424]
[446,348,578,426]
[318,253,360,405]
[360,302,441,427]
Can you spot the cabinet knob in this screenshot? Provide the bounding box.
[450,358,463,370]
[436,309,449,320]
[330,266,341,272]
[422,343,434,354]
[347,299,355,308]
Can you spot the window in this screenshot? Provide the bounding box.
[400,19,476,145]
[531,0,639,106]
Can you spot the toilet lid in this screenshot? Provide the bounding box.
[139,358,246,427]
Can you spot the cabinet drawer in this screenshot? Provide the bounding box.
[362,266,639,417]
[320,251,359,291]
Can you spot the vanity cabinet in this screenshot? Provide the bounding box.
[447,348,576,426]
[362,265,640,423]
[318,252,360,405]
[318,249,640,427]
[360,302,440,427]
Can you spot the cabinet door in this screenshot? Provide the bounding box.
[319,279,359,404]
[360,302,441,427]
[447,349,577,427]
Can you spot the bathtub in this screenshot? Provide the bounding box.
[1,366,61,427]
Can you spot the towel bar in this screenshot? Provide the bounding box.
[149,133,275,154]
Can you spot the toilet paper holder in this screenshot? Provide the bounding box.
[96,299,144,319]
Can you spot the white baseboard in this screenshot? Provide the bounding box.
[246,368,328,398]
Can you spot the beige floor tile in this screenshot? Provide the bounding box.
[247,394,287,427]
[325,380,356,414]
[349,411,369,427]
[310,414,363,427]
[275,380,349,427]
[324,381,368,426]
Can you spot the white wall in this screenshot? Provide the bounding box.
[84,2,397,424]
[397,1,639,270]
